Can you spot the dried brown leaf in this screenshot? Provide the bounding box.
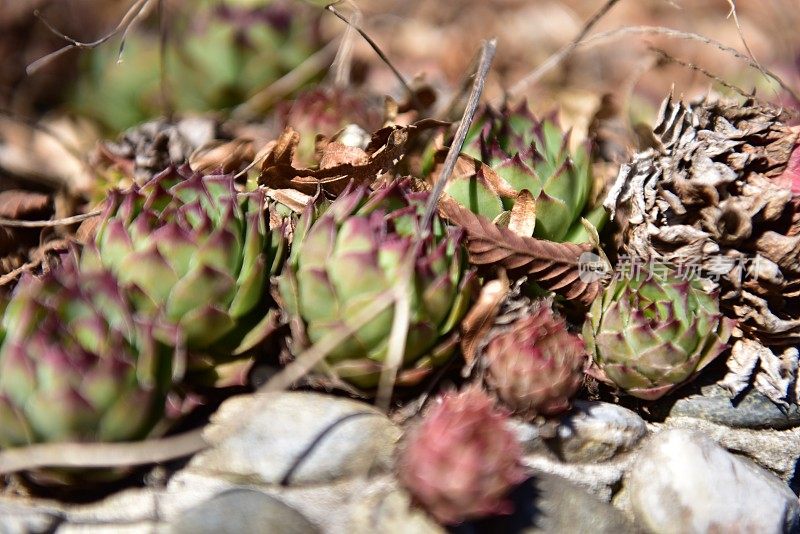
[0,190,51,219]
[459,278,509,371]
[429,149,517,199]
[440,198,600,306]
[508,189,536,237]
[266,188,314,214]
[319,142,369,169]
[260,120,447,196]
[189,139,255,174]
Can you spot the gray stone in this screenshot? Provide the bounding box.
[350,486,445,534]
[522,454,632,502]
[547,401,647,462]
[510,402,646,500]
[662,416,800,484]
[669,385,800,429]
[163,468,399,534]
[452,473,635,534]
[58,523,167,533]
[65,488,158,524]
[628,428,800,533]
[190,392,401,485]
[0,499,61,534]
[170,489,320,534]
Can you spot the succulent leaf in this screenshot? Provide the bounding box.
[398,387,525,525]
[583,270,734,400]
[443,102,601,243]
[87,167,285,352]
[0,253,173,448]
[279,178,474,390]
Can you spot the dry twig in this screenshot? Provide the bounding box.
[580,26,800,102]
[27,0,155,75]
[649,47,751,99]
[507,0,623,99]
[325,1,416,103]
[0,210,101,229]
[0,429,206,473]
[375,39,497,412]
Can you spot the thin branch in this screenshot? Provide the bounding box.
[578,26,800,102]
[421,39,497,232]
[231,38,341,119]
[115,0,153,63]
[0,262,35,288]
[649,46,751,99]
[0,428,206,473]
[725,0,763,73]
[325,2,414,100]
[0,210,101,228]
[27,0,154,75]
[507,0,623,99]
[373,39,497,411]
[437,45,482,122]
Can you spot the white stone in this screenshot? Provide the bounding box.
[628,429,800,533]
[190,392,402,485]
[552,401,648,462]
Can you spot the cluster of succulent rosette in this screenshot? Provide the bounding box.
[0,166,286,482]
[0,94,753,528]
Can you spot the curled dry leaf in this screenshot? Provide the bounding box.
[459,278,509,371]
[439,197,600,306]
[720,338,799,405]
[428,149,519,200]
[260,120,448,196]
[189,138,256,174]
[265,188,315,214]
[318,141,369,169]
[508,189,536,237]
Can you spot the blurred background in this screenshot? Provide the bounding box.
[0,0,798,192]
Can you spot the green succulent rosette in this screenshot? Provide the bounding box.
[438,102,606,243]
[278,179,476,390]
[71,0,323,132]
[0,252,173,448]
[82,167,286,353]
[583,271,734,400]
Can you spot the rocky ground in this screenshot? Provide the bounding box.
[1,1,800,533]
[2,386,799,532]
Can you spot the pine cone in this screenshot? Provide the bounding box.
[606,94,800,402]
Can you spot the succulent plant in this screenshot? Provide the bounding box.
[82,167,286,352]
[439,102,605,243]
[398,386,525,525]
[70,0,323,132]
[278,179,475,390]
[583,271,734,400]
[0,252,172,448]
[484,299,585,418]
